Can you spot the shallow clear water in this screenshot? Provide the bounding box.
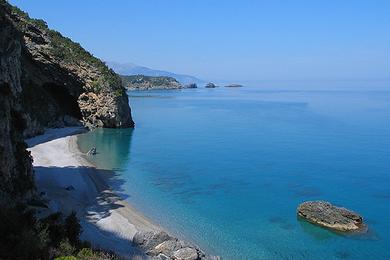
[78,87,390,259]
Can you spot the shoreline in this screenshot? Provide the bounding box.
[27,127,160,258]
[27,127,218,260]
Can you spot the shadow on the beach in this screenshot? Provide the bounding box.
[35,165,149,258]
[35,165,131,216]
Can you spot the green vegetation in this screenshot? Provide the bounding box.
[0,204,118,260]
[9,4,121,93]
[121,75,179,85]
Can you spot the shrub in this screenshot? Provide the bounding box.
[57,239,76,256]
[64,211,82,246]
[0,204,49,259]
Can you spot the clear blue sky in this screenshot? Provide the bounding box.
[9,0,390,83]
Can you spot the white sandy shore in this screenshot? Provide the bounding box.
[27,127,161,259]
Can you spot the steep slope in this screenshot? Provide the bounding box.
[0,0,134,198]
[0,1,33,199]
[6,2,134,137]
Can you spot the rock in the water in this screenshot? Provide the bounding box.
[86,147,97,156]
[184,83,197,89]
[205,82,217,88]
[297,201,365,232]
[224,84,243,88]
[173,247,198,260]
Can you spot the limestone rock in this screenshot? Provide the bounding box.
[297,201,365,232]
[133,230,219,260]
[0,1,33,197]
[133,231,172,252]
[153,239,182,256]
[173,247,198,260]
[4,2,134,136]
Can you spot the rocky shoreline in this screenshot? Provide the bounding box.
[134,231,220,260]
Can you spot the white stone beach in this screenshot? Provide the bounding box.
[27,127,160,259]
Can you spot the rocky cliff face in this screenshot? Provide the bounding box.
[0,2,33,199]
[4,2,134,137]
[0,0,134,198]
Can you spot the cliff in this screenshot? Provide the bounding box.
[0,0,134,197]
[0,1,33,198]
[121,74,182,90]
[5,2,134,137]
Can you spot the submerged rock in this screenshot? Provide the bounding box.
[297,201,365,232]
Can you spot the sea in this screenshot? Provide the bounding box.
[78,86,390,259]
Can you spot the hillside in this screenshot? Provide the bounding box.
[108,61,204,85]
[6,3,134,137]
[121,75,182,90]
[0,0,134,205]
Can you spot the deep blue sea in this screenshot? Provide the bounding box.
[78,87,390,259]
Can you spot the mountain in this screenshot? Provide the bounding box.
[107,61,205,85]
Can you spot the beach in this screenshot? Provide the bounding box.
[27,127,160,258]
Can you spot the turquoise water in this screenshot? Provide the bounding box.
[78,88,390,259]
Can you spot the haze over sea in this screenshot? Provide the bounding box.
[78,86,390,259]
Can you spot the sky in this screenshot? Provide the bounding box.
[9,0,390,84]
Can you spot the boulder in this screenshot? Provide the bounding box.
[133,230,219,259]
[173,247,198,260]
[297,201,365,232]
[133,231,172,252]
[153,239,182,256]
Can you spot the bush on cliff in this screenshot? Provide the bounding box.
[0,204,114,260]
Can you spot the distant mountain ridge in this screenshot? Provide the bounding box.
[107,61,204,85]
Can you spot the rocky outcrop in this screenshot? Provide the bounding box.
[184,83,197,89]
[121,75,182,90]
[0,0,134,197]
[0,1,33,198]
[297,201,366,232]
[4,2,134,136]
[224,84,242,88]
[205,83,217,88]
[134,231,220,260]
